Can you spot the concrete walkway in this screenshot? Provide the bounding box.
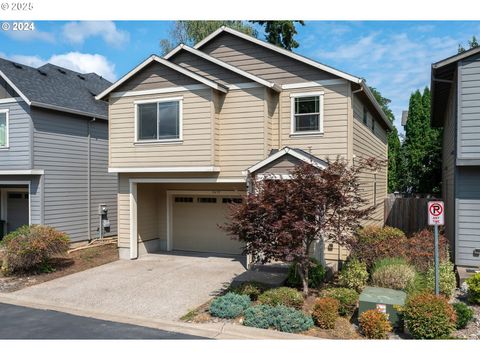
[7,252,246,321]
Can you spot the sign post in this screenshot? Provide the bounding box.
[428,201,445,296]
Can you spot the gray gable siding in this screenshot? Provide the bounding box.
[32,108,117,242]
[458,53,480,161]
[170,50,251,86]
[0,100,32,170]
[199,32,338,85]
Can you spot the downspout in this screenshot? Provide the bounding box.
[87,118,96,241]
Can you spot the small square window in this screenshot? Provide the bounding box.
[175,197,193,203]
[363,106,368,125]
[197,197,217,203]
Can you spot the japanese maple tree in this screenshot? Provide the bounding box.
[223,157,383,295]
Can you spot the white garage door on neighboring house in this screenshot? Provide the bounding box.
[172,194,243,255]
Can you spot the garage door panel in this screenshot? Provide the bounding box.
[172,195,243,255]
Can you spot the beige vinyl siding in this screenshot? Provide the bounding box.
[200,32,337,85]
[281,84,350,160]
[352,94,388,226]
[217,87,267,178]
[117,173,245,249]
[115,62,200,92]
[109,89,215,168]
[170,50,250,86]
[442,74,456,252]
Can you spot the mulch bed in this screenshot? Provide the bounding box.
[0,243,118,293]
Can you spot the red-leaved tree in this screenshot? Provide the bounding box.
[223,157,383,295]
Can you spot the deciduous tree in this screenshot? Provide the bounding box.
[223,158,382,295]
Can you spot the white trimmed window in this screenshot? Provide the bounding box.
[0,109,9,148]
[290,92,324,135]
[135,97,182,142]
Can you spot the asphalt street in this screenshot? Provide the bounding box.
[0,302,206,339]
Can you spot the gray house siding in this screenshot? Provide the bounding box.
[457,53,480,162]
[0,100,32,170]
[32,108,117,242]
[456,167,480,267]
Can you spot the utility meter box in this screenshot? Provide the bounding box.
[98,204,108,215]
[358,286,406,328]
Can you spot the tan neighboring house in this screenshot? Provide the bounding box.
[97,26,392,269]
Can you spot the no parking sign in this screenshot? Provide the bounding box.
[428,201,444,226]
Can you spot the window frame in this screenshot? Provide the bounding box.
[289,91,324,136]
[363,106,368,126]
[134,96,183,144]
[0,109,9,150]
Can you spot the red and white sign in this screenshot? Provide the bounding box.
[428,201,444,226]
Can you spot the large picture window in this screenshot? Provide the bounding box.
[136,98,181,142]
[0,110,8,148]
[290,92,323,134]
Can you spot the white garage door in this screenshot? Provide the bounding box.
[172,195,243,255]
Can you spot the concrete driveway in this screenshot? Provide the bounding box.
[7,252,246,321]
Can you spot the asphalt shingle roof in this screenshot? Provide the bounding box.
[0,57,111,119]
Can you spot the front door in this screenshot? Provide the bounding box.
[6,191,29,232]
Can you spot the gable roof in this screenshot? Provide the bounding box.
[164,44,282,92]
[0,57,110,119]
[194,26,393,131]
[246,147,328,174]
[431,46,480,127]
[96,55,228,100]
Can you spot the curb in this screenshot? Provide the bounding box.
[0,294,318,340]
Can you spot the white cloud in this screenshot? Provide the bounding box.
[62,21,129,47]
[7,52,117,81]
[5,28,55,43]
[315,32,460,133]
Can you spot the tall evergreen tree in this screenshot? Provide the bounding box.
[400,87,442,193]
[249,21,305,50]
[369,87,401,193]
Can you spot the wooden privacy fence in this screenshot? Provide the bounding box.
[384,194,440,236]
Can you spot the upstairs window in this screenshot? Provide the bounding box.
[363,106,368,125]
[0,110,8,148]
[290,92,324,134]
[136,98,182,142]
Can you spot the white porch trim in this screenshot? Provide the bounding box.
[0,169,44,175]
[109,166,220,173]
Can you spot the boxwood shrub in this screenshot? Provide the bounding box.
[466,273,480,305]
[209,292,251,319]
[452,302,474,329]
[321,287,359,316]
[258,287,304,309]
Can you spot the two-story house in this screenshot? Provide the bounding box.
[431,47,480,270]
[0,57,117,242]
[98,26,392,268]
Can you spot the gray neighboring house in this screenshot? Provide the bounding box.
[431,47,480,270]
[0,57,117,242]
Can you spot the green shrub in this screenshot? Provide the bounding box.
[1,225,69,275]
[403,293,456,339]
[372,257,410,272]
[371,261,416,291]
[286,258,325,289]
[243,305,314,333]
[258,287,304,309]
[425,261,456,297]
[466,273,480,305]
[243,305,272,329]
[320,287,359,316]
[209,292,251,319]
[358,309,392,339]
[352,226,407,269]
[406,229,450,272]
[312,297,339,329]
[452,302,474,329]
[338,258,369,292]
[230,281,266,301]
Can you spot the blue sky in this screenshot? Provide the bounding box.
[1,20,479,132]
